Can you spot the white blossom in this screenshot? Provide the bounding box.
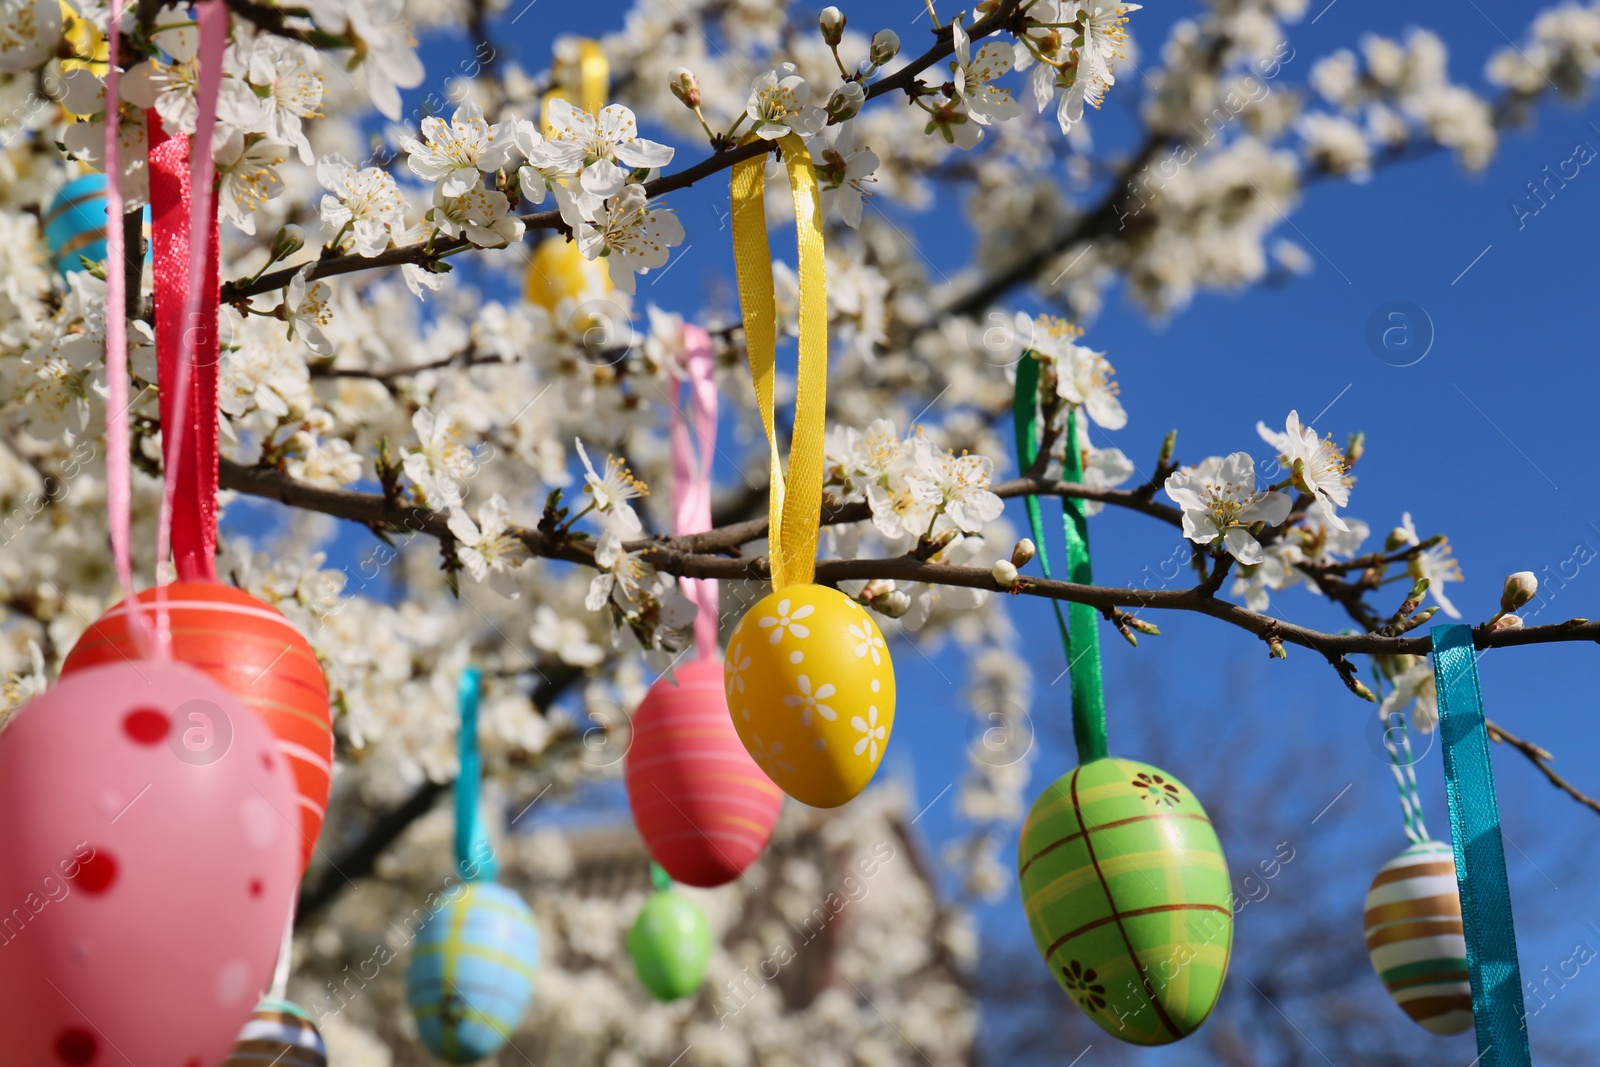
[448,493,530,597]
[284,268,334,356]
[318,155,407,256]
[1258,410,1351,530]
[574,184,685,294]
[1164,453,1292,565]
[745,63,828,140]
[575,439,646,537]
[403,102,516,197]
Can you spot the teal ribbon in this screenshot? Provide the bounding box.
[1013,358,1108,764]
[455,667,499,882]
[1431,625,1530,1066]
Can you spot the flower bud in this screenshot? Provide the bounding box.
[826,80,865,121]
[870,29,900,66]
[819,6,846,45]
[1492,613,1523,631]
[1500,571,1537,613]
[271,224,306,260]
[1011,538,1036,568]
[992,559,1019,586]
[669,67,701,109]
[873,589,912,618]
[1384,526,1413,551]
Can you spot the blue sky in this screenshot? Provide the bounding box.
[275,0,1600,1059]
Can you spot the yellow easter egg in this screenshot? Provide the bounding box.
[524,235,612,312]
[724,585,896,809]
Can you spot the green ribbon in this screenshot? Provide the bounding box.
[1013,357,1108,764]
[1431,624,1531,1067]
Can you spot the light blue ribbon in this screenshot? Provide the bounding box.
[1431,624,1530,1066]
[455,667,499,883]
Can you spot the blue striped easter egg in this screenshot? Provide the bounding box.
[407,882,540,1063]
[44,174,109,276]
[1363,839,1473,1035]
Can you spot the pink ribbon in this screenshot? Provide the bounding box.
[150,0,227,652]
[670,326,719,661]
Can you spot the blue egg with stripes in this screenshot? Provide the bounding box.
[406,881,539,1063]
[44,174,111,276]
[43,173,152,277]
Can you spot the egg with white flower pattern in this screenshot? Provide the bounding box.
[724,585,895,808]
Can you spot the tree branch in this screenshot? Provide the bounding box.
[217,0,1025,304]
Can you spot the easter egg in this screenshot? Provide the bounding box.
[524,235,611,312]
[0,661,302,1066]
[628,889,714,1001]
[724,585,896,809]
[43,173,109,275]
[62,581,333,871]
[1363,839,1473,1035]
[407,881,539,1063]
[626,658,784,886]
[224,998,327,1067]
[1018,758,1232,1046]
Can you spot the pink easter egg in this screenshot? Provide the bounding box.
[0,660,301,1067]
[625,658,784,887]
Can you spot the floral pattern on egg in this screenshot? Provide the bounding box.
[726,585,896,808]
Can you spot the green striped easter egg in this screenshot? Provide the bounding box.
[1018,757,1233,1046]
[1363,839,1473,1035]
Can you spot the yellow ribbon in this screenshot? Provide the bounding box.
[731,133,829,590]
[540,39,609,130]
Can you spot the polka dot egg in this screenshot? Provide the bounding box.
[1363,840,1473,1035]
[0,661,301,1066]
[724,585,896,809]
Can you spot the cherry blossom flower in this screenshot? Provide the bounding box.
[305,0,423,120]
[1380,655,1439,732]
[809,124,880,229]
[919,447,1004,535]
[1035,327,1126,431]
[952,17,1023,127]
[59,70,152,204]
[215,137,288,235]
[529,606,605,667]
[0,0,61,73]
[121,10,266,140]
[574,184,685,294]
[1258,410,1352,530]
[575,438,646,537]
[402,103,517,198]
[1164,453,1292,565]
[430,185,524,248]
[448,494,530,597]
[229,34,324,164]
[510,120,587,212]
[1394,512,1464,618]
[544,99,674,205]
[284,268,334,356]
[746,63,828,140]
[404,407,478,509]
[317,155,406,257]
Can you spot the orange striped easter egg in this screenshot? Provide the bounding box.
[61,581,332,871]
[625,658,783,886]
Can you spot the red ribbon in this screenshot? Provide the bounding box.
[146,113,221,580]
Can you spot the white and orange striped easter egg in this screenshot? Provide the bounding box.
[1363,839,1474,1035]
[62,582,333,871]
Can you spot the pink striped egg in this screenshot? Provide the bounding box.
[625,658,783,886]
